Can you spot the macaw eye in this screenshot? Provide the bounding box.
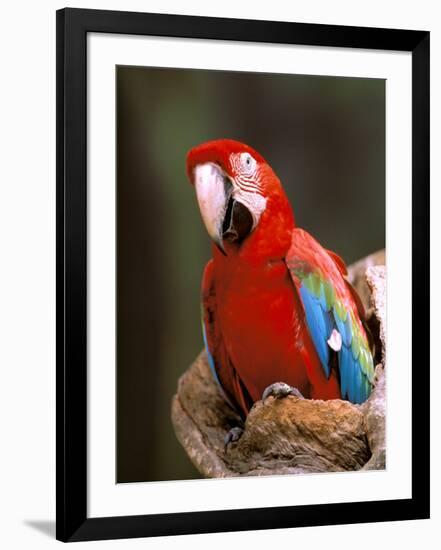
[240,153,256,173]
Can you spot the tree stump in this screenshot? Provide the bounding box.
[171,251,386,477]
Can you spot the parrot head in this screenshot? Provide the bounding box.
[187,139,294,255]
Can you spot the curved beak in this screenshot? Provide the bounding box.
[193,163,231,253]
[193,162,254,254]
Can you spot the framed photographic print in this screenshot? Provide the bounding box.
[56,7,430,542]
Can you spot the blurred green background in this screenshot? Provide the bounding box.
[116,66,385,483]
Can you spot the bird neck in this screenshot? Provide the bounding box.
[214,192,295,268]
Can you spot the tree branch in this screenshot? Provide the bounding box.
[171,252,386,477]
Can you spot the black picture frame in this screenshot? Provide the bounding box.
[56,7,430,542]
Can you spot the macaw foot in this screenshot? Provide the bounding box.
[262,382,305,402]
[224,426,244,452]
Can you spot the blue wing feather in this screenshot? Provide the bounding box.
[299,286,330,376]
[201,320,222,388]
[339,345,351,399]
[287,261,373,405]
[333,312,353,347]
[317,285,331,312]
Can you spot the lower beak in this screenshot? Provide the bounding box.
[222,198,253,245]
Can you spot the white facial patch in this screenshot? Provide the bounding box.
[228,152,267,230]
[233,188,267,230]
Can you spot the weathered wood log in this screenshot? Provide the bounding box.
[171,252,386,477]
[347,249,385,310]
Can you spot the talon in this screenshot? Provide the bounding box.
[262,382,305,402]
[224,426,244,452]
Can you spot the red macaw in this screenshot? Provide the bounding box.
[187,139,374,424]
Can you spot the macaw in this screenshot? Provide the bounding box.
[187,139,375,424]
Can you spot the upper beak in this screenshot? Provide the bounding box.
[193,162,232,253]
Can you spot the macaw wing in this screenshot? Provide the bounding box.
[285,229,374,404]
[201,260,253,416]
